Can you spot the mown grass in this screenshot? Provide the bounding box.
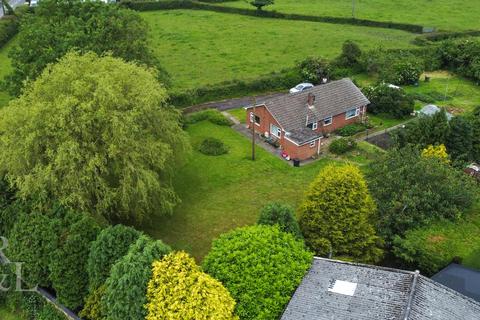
[144,120,335,260]
[219,0,480,32]
[141,9,416,91]
[405,71,480,114]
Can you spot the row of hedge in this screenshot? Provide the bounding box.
[415,30,480,44]
[120,0,424,33]
[0,16,19,48]
[170,68,302,107]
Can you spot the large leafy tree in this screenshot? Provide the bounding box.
[0,52,190,223]
[49,213,101,309]
[146,251,237,320]
[102,235,171,320]
[367,147,476,240]
[298,164,383,263]
[202,225,312,320]
[362,84,414,118]
[87,225,141,292]
[3,0,167,96]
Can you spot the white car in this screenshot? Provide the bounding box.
[289,83,314,94]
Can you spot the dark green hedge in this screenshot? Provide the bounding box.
[170,68,302,107]
[120,0,423,33]
[0,17,19,48]
[415,30,480,43]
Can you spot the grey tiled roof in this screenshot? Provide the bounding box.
[262,78,369,132]
[281,257,480,320]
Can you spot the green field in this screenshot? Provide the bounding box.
[142,9,416,91]
[219,0,480,32]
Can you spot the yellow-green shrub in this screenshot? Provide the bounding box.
[145,251,237,320]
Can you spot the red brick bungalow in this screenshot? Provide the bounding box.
[245,78,369,161]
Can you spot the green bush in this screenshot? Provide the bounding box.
[198,137,229,156]
[202,225,312,320]
[381,60,423,85]
[102,235,171,320]
[367,147,477,240]
[298,56,331,84]
[184,109,233,126]
[87,225,141,292]
[336,123,367,136]
[329,137,357,154]
[37,303,68,320]
[257,202,302,238]
[0,17,18,48]
[363,83,414,118]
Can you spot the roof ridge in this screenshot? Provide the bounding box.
[402,270,420,320]
[313,256,416,275]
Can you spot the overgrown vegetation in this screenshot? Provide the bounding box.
[329,137,357,154]
[198,138,229,156]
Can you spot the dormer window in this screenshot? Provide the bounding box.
[307,122,318,130]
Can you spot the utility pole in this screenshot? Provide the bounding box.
[251,97,256,161]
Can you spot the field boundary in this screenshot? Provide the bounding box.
[120,0,424,33]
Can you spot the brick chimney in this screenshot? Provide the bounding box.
[307,93,315,109]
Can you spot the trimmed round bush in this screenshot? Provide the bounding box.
[145,251,237,320]
[202,225,313,320]
[329,137,357,154]
[257,202,302,239]
[199,137,229,156]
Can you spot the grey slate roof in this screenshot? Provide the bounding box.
[261,78,369,133]
[432,263,480,302]
[281,257,480,320]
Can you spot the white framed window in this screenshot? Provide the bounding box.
[270,124,281,138]
[309,141,316,148]
[323,116,333,126]
[250,112,260,125]
[345,107,360,120]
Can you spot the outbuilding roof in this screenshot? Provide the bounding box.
[281,257,480,320]
[432,263,480,302]
[418,104,453,120]
[257,78,370,133]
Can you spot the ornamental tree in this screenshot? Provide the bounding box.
[257,202,302,238]
[202,225,312,320]
[145,251,237,320]
[3,0,167,96]
[367,147,476,240]
[421,144,449,163]
[102,235,171,320]
[0,52,190,223]
[49,213,101,309]
[298,164,383,263]
[80,285,106,320]
[87,225,141,292]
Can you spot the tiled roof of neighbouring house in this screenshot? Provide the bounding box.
[260,78,370,133]
[431,263,480,302]
[280,257,480,320]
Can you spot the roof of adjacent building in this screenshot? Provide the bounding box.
[252,78,369,132]
[432,263,480,302]
[280,257,480,320]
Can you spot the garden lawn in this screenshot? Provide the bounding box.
[141,10,416,92]
[219,0,480,32]
[405,71,480,114]
[144,120,335,260]
[0,36,15,108]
